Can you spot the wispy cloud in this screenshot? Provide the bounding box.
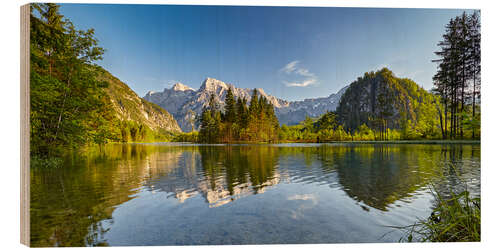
[280,60,318,87]
[280,60,300,74]
[296,68,315,77]
[284,79,317,87]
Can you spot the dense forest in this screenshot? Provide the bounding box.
[30,3,180,163]
[197,88,280,143]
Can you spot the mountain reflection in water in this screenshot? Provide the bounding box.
[30,143,480,246]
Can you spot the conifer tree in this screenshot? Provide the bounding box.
[433,11,481,139]
[199,88,279,143]
[224,88,236,123]
[236,97,249,128]
[249,89,259,116]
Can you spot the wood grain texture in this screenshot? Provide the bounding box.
[20,3,30,247]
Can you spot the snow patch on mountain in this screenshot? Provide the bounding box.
[144,78,347,132]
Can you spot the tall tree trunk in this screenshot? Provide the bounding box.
[453,82,457,139]
[53,67,73,145]
[461,63,465,139]
[444,87,448,139]
[452,83,454,139]
[437,102,445,139]
[460,23,467,140]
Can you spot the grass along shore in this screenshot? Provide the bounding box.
[396,186,480,242]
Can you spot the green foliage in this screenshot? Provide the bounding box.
[398,186,480,242]
[30,155,64,169]
[30,3,108,156]
[267,64,480,143]
[117,120,172,142]
[353,124,376,141]
[223,88,237,123]
[198,89,280,143]
[30,3,178,158]
[94,66,180,134]
[279,103,460,142]
[315,111,337,131]
[336,68,444,140]
[433,11,481,139]
[173,132,199,142]
[461,111,481,138]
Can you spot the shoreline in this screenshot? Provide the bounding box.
[129,140,481,145]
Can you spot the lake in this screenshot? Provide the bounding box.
[30,143,480,246]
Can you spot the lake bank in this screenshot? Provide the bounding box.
[164,139,481,145]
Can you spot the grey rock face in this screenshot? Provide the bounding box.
[275,86,348,125]
[144,78,347,132]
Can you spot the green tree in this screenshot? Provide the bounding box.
[223,88,236,123]
[433,11,481,139]
[315,111,337,131]
[249,89,259,117]
[236,97,249,128]
[199,88,279,143]
[30,3,108,156]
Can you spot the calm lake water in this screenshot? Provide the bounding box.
[30,143,480,246]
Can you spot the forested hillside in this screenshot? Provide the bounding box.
[29,3,180,160]
[96,66,181,136]
[335,68,442,139]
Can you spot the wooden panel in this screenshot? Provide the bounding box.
[20,3,30,247]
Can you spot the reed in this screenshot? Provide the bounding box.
[396,183,480,242]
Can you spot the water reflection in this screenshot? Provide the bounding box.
[145,146,283,208]
[30,143,480,246]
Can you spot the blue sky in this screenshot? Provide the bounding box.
[59,4,472,101]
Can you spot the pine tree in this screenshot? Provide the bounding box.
[249,89,259,116]
[223,87,236,123]
[199,109,213,142]
[208,93,218,111]
[433,11,481,140]
[198,88,280,143]
[468,11,481,139]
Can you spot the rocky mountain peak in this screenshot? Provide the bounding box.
[172,82,194,92]
[200,78,229,92]
[144,77,348,131]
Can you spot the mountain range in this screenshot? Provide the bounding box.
[143,78,348,132]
